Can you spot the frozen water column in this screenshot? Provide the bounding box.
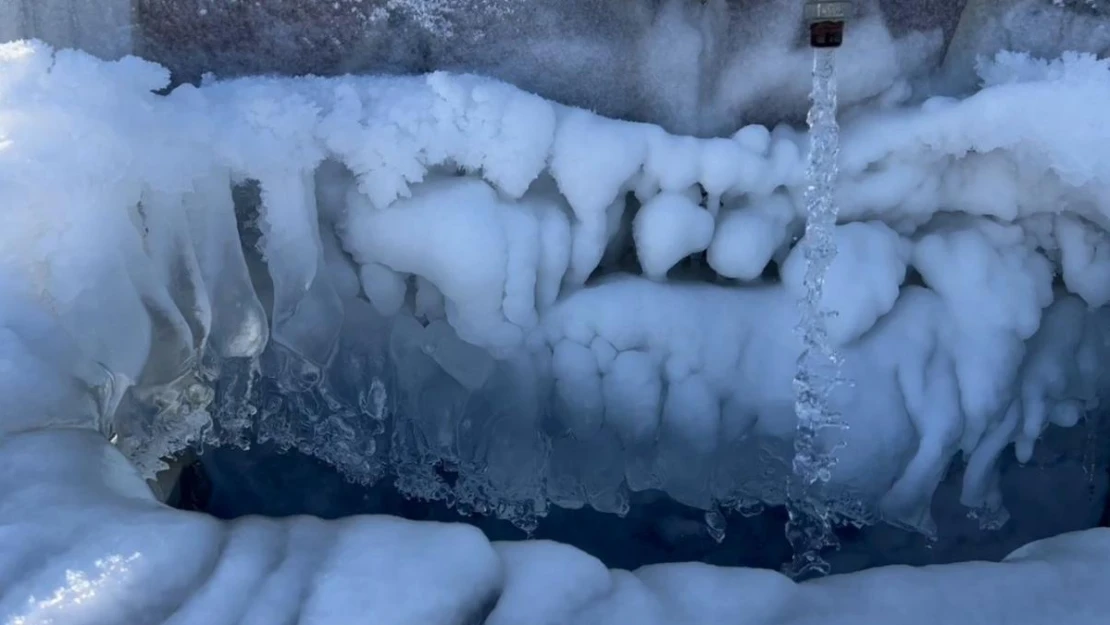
[0,0,132,58]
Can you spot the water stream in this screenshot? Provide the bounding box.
[785,47,850,579]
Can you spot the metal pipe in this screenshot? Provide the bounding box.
[803,0,853,48]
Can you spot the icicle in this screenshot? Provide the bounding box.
[184,170,268,359]
[123,200,197,387]
[257,169,344,370]
[141,188,213,354]
[112,188,218,477]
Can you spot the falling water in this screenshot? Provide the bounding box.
[785,47,850,579]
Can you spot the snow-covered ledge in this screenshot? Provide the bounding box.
[1,428,1108,624]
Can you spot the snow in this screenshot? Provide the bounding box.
[633,193,715,280]
[1,35,1110,624]
[781,221,910,345]
[343,176,559,354]
[1055,213,1110,307]
[1,40,1110,526]
[550,110,646,284]
[707,193,794,280]
[0,429,505,625]
[486,541,613,625]
[2,428,1109,625]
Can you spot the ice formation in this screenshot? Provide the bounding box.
[2,40,1110,545]
[1,428,1108,625]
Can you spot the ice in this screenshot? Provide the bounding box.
[359,262,409,317]
[781,221,910,346]
[258,171,343,366]
[297,516,502,625]
[0,429,505,625]
[341,177,534,354]
[182,171,268,359]
[783,47,849,576]
[550,111,646,285]
[656,373,721,508]
[3,7,1110,616]
[2,38,1110,557]
[0,289,118,437]
[708,193,794,281]
[486,541,612,625]
[633,193,715,280]
[1054,213,1110,307]
[4,428,1110,625]
[913,219,1054,469]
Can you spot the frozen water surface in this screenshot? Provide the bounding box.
[1,0,1110,623]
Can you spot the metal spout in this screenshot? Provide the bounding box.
[804,1,853,48]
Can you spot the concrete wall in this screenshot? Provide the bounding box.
[0,0,132,58]
[943,0,1110,90]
